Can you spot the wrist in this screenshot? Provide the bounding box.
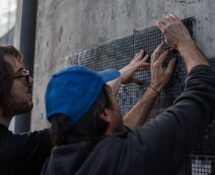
[177,40,210,73]
[119,69,126,84]
[177,39,195,52]
[149,82,163,93]
[147,87,160,98]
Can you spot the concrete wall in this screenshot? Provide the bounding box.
[31,0,215,130]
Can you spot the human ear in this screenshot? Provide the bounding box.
[99,109,112,123]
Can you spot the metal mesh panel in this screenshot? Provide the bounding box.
[65,18,215,174]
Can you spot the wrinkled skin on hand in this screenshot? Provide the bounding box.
[156,13,209,74]
[156,13,192,50]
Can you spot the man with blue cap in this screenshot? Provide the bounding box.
[41,14,215,175]
[0,44,153,175]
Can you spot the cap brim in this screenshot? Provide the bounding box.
[98,69,120,83]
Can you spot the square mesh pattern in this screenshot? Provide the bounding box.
[66,18,215,174]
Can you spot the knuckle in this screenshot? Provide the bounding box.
[154,62,160,68]
[166,70,172,75]
[137,55,142,59]
[153,52,159,58]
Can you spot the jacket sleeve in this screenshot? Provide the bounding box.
[134,65,215,174]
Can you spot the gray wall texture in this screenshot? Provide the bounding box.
[31,0,215,130]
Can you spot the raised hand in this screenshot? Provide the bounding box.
[156,13,192,50]
[107,50,150,96]
[150,42,176,93]
[157,13,209,73]
[120,50,150,85]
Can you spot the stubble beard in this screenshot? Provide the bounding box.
[14,103,33,115]
[5,99,33,117]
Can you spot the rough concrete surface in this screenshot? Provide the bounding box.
[31,0,215,130]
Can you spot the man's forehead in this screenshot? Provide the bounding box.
[4,55,24,73]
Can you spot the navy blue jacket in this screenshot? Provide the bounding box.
[41,65,215,175]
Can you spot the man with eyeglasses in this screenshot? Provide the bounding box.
[0,47,51,175]
[0,42,169,174]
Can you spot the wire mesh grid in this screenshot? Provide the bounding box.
[65,18,215,174]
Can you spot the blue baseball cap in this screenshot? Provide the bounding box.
[45,65,120,124]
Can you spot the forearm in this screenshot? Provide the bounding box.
[178,40,210,73]
[136,65,215,174]
[123,88,158,130]
[107,76,122,96]
[156,13,210,73]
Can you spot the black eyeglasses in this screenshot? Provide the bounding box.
[13,70,30,84]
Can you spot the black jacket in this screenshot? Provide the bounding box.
[41,65,215,175]
[0,126,52,175]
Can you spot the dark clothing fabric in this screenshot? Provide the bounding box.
[0,125,52,175]
[41,65,215,175]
